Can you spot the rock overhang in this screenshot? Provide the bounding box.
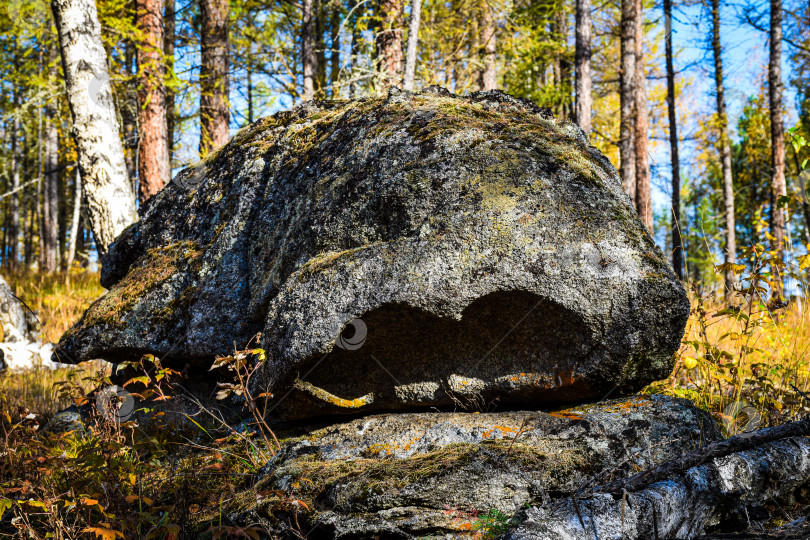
[54,87,689,419]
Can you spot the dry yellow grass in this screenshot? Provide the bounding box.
[646,293,810,434]
[4,269,105,343]
[1,270,809,433]
[2,270,106,418]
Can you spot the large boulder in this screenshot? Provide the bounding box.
[55,88,688,418]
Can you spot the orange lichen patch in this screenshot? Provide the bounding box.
[365,436,421,456]
[294,379,374,409]
[571,395,653,415]
[548,411,584,421]
[365,443,397,456]
[601,395,652,413]
[481,425,518,439]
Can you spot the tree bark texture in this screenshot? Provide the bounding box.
[66,167,82,269]
[302,0,317,100]
[574,0,591,133]
[50,0,138,256]
[665,0,682,279]
[43,100,59,273]
[376,0,404,90]
[633,0,651,233]
[711,0,737,293]
[122,42,138,185]
[9,114,20,271]
[769,0,786,295]
[478,0,497,91]
[619,0,636,200]
[164,0,176,164]
[199,0,230,156]
[402,0,422,91]
[136,0,171,202]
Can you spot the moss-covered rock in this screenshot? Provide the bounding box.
[55,87,688,418]
[239,395,721,538]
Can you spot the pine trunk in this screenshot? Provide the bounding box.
[302,0,317,100]
[376,0,404,89]
[664,0,682,279]
[51,0,138,256]
[136,0,170,202]
[402,0,423,91]
[199,0,230,157]
[711,0,737,293]
[574,0,591,133]
[619,0,636,200]
[769,0,786,296]
[164,0,176,164]
[633,0,652,232]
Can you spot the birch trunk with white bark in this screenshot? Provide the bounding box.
[50,0,138,257]
[402,0,422,91]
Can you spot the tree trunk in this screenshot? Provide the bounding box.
[247,59,254,123]
[633,0,652,233]
[555,9,572,119]
[574,0,591,133]
[769,0,786,296]
[376,0,404,90]
[329,5,341,95]
[50,0,138,257]
[9,113,20,272]
[122,42,138,185]
[136,0,170,202]
[478,0,497,91]
[664,0,682,279]
[619,0,636,200]
[164,0,176,165]
[711,0,737,294]
[402,0,423,91]
[349,0,362,99]
[199,0,230,157]
[302,0,317,100]
[43,93,60,274]
[66,167,82,269]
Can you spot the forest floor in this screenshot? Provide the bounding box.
[0,270,809,538]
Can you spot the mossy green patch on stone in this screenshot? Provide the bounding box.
[74,241,202,329]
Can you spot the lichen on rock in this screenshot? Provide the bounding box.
[55,87,689,418]
[237,395,722,538]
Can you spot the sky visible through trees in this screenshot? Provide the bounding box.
[0,0,808,298]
